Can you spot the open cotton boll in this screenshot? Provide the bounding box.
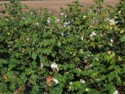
[52,78,59,85]
[63,21,71,27]
[61,32,64,36]
[81,36,84,40]
[47,17,51,24]
[113,90,119,94]
[40,63,44,69]
[60,12,64,16]
[109,18,117,26]
[35,22,39,26]
[83,15,86,19]
[80,79,85,84]
[110,39,114,43]
[90,31,97,37]
[55,18,60,23]
[51,62,59,72]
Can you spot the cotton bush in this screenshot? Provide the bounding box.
[0,0,125,94]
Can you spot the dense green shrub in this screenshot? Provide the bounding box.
[0,0,125,93]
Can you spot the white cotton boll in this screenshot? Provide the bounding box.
[110,39,113,43]
[30,12,33,15]
[83,15,86,19]
[60,13,64,16]
[96,79,100,81]
[85,66,89,69]
[64,21,70,27]
[35,22,39,26]
[109,19,117,26]
[55,19,60,23]
[40,63,44,69]
[80,79,85,84]
[77,68,81,72]
[69,82,72,90]
[52,78,59,85]
[47,17,51,24]
[51,62,59,72]
[95,58,99,61]
[69,86,72,90]
[85,64,92,69]
[90,25,95,28]
[49,11,52,14]
[113,90,119,94]
[51,62,57,69]
[21,17,25,20]
[85,88,89,92]
[64,15,67,18]
[61,32,64,36]
[69,82,72,85]
[90,31,97,37]
[81,36,84,40]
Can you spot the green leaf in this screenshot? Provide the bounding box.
[31,86,39,94]
[42,48,52,55]
[120,35,125,42]
[32,52,37,60]
[88,89,101,94]
[105,84,116,94]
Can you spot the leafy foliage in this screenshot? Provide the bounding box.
[0,0,125,93]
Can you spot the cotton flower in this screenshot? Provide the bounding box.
[113,90,119,94]
[90,31,97,37]
[51,62,59,72]
[52,78,59,85]
[80,79,85,84]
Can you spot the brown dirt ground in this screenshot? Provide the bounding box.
[0,0,121,17]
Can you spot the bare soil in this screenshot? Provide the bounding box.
[0,0,120,17]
